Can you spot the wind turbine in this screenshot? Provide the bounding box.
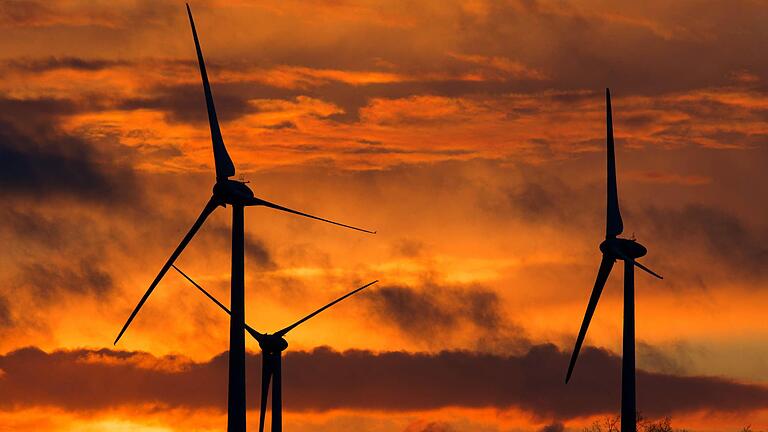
[565,89,662,432]
[172,265,377,432]
[113,4,374,432]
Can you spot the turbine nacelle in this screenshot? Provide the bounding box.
[599,237,647,260]
[257,334,289,354]
[213,179,255,206]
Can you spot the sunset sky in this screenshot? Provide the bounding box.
[1,0,767,431]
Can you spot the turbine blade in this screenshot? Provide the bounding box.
[566,254,615,383]
[172,265,229,313]
[275,280,378,337]
[186,3,236,180]
[114,197,218,345]
[259,352,272,432]
[272,352,283,432]
[609,248,664,280]
[249,197,376,234]
[171,264,264,341]
[171,265,265,340]
[632,260,663,279]
[605,88,624,238]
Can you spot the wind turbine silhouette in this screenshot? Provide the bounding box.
[113,4,374,432]
[565,89,662,432]
[172,265,377,432]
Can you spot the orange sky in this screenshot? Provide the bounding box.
[0,1,767,431]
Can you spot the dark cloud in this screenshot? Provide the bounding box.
[1,344,767,420]
[171,1,767,99]
[261,121,297,130]
[0,97,78,128]
[121,78,549,126]
[0,207,69,247]
[288,345,768,418]
[369,285,456,334]
[135,143,184,160]
[636,342,689,376]
[357,138,382,146]
[341,146,474,156]
[480,154,768,287]
[0,204,134,263]
[119,83,263,126]
[17,259,114,301]
[4,57,130,72]
[0,296,12,328]
[4,0,768,101]
[0,126,134,203]
[0,206,133,308]
[0,0,177,28]
[539,422,566,432]
[404,421,455,432]
[0,97,138,204]
[365,282,528,352]
[484,162,601,230]
[0,0,51,26]
[459,1,768,95]
[318,79,549,124]
[391,239,425,258]
[199,223,274,270]
[505,179,578,223]
[643,204,768,279]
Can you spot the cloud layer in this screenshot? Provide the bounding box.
[1,345,767,421]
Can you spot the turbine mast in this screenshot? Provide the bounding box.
[621,261,637,431]
[228,205,246,432]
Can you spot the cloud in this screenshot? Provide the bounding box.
[477,156,768,287]
[504,176,589,224]
[197,222,275,270]
[538,422,565,432]
[404,421,455,432]
[0,296,12,329]
[0,0,51,27]
[365,282,527,352]
[4,57,130,73]
[120,76,549,126]
[1,344,768,420]
[643,204,768,280]
[119,83,265,126]
[16,259,114,301]
[262,120,297,130]
[636,341,688,376]
[0,97,138,204]
[390,239,425,258]
[0,0,177,28]
[0,97,78,127]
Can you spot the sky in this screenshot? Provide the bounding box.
[0,0,767,431]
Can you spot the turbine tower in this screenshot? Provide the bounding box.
[173,265,377,432]
[113,5,374,432]
[565,89,662,432]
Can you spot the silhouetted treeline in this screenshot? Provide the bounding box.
[583,416,763,432]
[581,415,683,432]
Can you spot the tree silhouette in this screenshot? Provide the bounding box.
[582,415,686,432]
[582,415,764,432]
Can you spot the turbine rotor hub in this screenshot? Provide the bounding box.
[258,334,289,353]
[600,237,647,259]
[212,179,255,206]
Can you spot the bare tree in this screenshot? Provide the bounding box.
[582,415,687,432]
